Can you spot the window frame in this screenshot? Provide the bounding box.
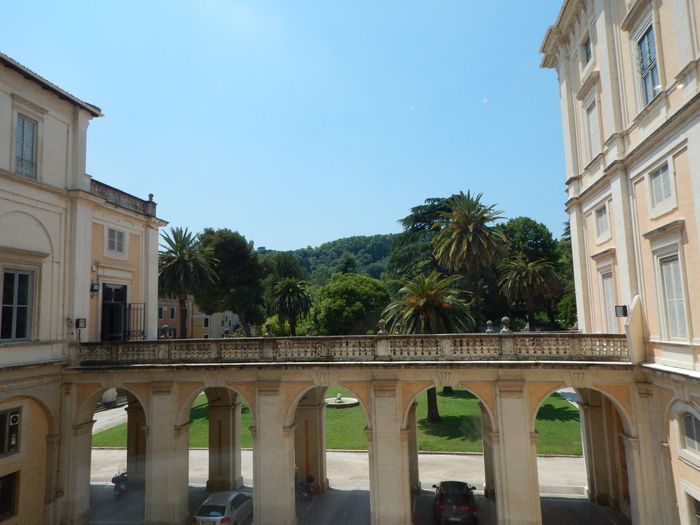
[1,269,33,342]
[599,270,618,333]
[584,95,601,163]
[0,471,18,522]
[652,240,690,343]
[10,100,44,182]
[14,114,38,179]
[105,226,128,260]
[594,202,611,244]
[170,307,176,320]
[647,160,677,218]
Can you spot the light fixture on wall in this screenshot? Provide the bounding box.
[614,305,628,317]
[90,282,100,293]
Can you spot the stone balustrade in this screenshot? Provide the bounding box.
[72,332,629,366]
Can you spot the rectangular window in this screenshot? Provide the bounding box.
[638,25,660,105]
[685,414,700,451]
[170,307,176,320]
[107,228,125,253]
[15,114,37,179]
[650,163,672,207]
[601,273,617,333]
[1,271,32,341]
[660,255,687,339]
[203,317,209,328]
[203,334,209,339]
[0,472,18,521]
[0,409,20,458]
[585,99,601,161]
[158,306,163,320]
[595,205,609,239]
[582,37,592,65]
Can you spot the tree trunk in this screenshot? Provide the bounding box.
[426,387,441,423]
[178,296,187,339]
[239,316,252,337]
[289,316,297,337]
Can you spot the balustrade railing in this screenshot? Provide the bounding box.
[72,332,629,366]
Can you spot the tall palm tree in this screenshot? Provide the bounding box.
[498,255,560,330]
[272,278,313,336]
[383,271,472,422]
[159,227,217,339]
[432,191,505,327]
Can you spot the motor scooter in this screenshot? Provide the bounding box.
[111,468,128,499]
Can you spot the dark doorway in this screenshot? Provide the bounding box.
[101,284,127,341]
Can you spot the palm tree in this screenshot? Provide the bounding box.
[498,255,560,330]
[383,271,472,422]
[432,191,505,327]
[272,278,313,336]
[159,227,217,339]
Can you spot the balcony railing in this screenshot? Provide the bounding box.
[72,333,629,366]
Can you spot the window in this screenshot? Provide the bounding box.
[15,114,37,179]
[650,163,672,207]
[601,273,617,333]
[203,334,209,339]
[0,409,21,457]
[203,317,209,328]
[170,307,176,320]
[158,306,163,320]
[660,255,687,339]
[107,228,125,253]
[0,472,18,521]
[1,271,32,341]
[582,36,592,65]
[595,205,609,240]
[585,99,601,161]
[638,25,660,105]
[684,414,700,452]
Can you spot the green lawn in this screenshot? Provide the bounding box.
[92,388,582,455]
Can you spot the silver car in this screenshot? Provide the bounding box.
[192,491,253,525]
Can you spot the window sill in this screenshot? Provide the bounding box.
[679,450,700,472]
[633,92,666,127]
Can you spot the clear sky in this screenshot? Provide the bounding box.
[3,1,566,251]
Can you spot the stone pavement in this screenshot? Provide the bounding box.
[89,448,630,524]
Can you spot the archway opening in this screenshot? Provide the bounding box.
[88,388,147,523]
[292,384,370,524]
[534,388,631,524]
[411,386,494,525]
[187,386,254,525]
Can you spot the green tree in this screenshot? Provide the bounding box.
[311,273,390,335]
[272,278,313,336]
[382,271,471,422]
[498,255,560,330]
[158,227,216,339]
[432,191,505,327]
[499,217,559,262]
[261,252,305,311]
[555,221,577,329]
[192,228,266,336]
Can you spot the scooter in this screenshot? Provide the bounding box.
[111,468,128,499]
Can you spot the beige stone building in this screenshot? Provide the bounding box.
[157,297,239,338]
[542,0,700,522]
[0,52,164,523]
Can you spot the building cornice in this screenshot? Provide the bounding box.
[642,219,685,241]
[540,0,587,69]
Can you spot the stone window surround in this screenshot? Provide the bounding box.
[626,8,665,115]
[0,249,44,343]
[10,95,46,182]
[102,224,129,261]
[594,201,611,245]
[646,151,681,220]
[672,402,700,473]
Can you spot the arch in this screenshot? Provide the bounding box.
[401,381,496,431]
[177,383,254,428]
[668,400,700,453]
[0,210,55,256]
[529,382,634,436]
[76,384,149,427]
[286,380,372,428]
[0,393,56,435]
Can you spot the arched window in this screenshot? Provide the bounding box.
[683,413,700,452]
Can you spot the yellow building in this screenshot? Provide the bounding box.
[542,0,700,521]
[0,52,164,522]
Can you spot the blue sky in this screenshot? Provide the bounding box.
[3,1,565,250]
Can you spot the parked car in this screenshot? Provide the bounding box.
[432,481,478,524]
[192,491,253,525]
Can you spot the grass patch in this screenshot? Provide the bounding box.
[91,388,582,455]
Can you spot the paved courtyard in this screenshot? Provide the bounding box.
[89,448,629,524]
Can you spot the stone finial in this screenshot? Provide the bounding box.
[306,326,313,336]
[148,193,154,202]
[500,316,511,333]
[485,320,494,333]
[264,322,273,337]
[393,321,402,335]
[377,319,387,335]
[159,325,169,339]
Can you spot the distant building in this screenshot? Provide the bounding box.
[0,51,165,521]
[542,0,700,520]
[157,296,239,338]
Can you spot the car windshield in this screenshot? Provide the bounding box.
[196,505,226,517]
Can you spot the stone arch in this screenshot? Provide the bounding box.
[528,382,634,436]
[668,399,700,451]
[0,393,56,435]
[76,383,149,427]
[0,210,55,255]
[177,383,254,428]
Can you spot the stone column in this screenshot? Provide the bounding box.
[43,432,61,524]
[67,419,95,525]
[368,380,411,525]
[253,381,296,525]
[494,381,541,525]
[207,400,243,491]
[579,393,614,506]
[144,382,190,525]
[126,402,147,488]
[480,402,496,500]
[294,398,328,492]
[405,401,420,494]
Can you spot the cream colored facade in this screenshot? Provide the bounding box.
[542,0,700,522]
[0,52,164,523]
